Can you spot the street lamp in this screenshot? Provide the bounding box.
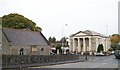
[105,25,108,52]
[0,42,1,50]
[61,24,67,54]
[106,25,108,37]
[0,42,2,54]
[86,46,88,60]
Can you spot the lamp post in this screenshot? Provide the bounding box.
[86,45,87,60]
[61,24,67,54]
[0,42,2,54]
[105,25,108,52]
[0,42,1,50]
[106,25,108,37]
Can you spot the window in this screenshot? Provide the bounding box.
[19,48,24,55]
[32,45,37,52]
[41,48,44,51]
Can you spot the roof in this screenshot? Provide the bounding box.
[2,28,49,46]
[70,30,107,37]
[83,30,100,35]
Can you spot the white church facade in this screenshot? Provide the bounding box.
[69,30,111,55]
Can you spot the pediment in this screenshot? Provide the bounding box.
[74,32,88,36]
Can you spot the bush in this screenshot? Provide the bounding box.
[108,48,113,52]
[117,45,120,50]
[56,46,62,54]
[111,44,117,50]
[97,44,104,52]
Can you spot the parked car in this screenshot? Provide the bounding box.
[94,52,104,56]
[114,50,120,59]
[111,51,115,55]
[66,52,74,55]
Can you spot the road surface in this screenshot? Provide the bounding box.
[31,55,118,68]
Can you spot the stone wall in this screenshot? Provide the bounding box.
[2,54,80,66]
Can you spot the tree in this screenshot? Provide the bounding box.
[60,37,69,47]
[52,37,56,43]
[56,45,62,54]
[60,37,67,43]
[110,34,120,50]
[2,13,42,31]
[48,36,52,43]
[108,48,113,52]
[111,44,117,51]
[97,44,104,53]
[48,36,56,43]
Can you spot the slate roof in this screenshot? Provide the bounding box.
[2,28,49,46]
[83,30,100,35]
[70,30,107,37]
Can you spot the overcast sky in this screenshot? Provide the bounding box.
[0,0,119,40]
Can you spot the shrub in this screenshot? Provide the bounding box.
[108,48,113,52]
[97,44,104,53]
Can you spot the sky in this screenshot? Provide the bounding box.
[0,0,119,40]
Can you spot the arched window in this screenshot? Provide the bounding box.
[19,48,24,55]
[41,48,44,51]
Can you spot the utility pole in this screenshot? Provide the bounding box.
[106,25,108,36]
[61,24,67,54]
[105,25,108,52]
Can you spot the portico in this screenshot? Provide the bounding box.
[70,30,111,55]
[72,37,92,54]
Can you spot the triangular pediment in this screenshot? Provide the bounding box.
[75,32,88,36]
[71,31,89,37]
[71,30,107,37]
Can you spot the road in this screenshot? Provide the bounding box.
[31,55,118,68]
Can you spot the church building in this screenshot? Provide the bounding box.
[69,30,111,55]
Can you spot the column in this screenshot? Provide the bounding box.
[78,38,81,52]
[89,38,92,55]
[105,38,108,52]
[96,38,98,52]
[101,38,104,47]
[83,38,86,52]
[73,38,75,52]
[103,38,106,52]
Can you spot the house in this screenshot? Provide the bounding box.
[1,28,50,55]
[69,30,111,55]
